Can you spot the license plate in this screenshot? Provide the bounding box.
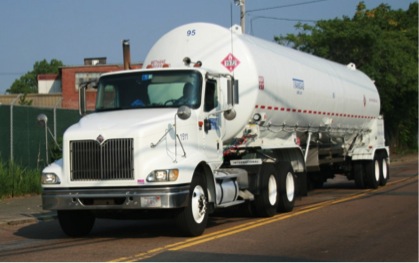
[140,196,162,208]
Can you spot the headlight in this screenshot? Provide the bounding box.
[147,169,179,182]
[41,173,61,184]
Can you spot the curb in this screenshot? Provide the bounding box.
[0,212,57,226]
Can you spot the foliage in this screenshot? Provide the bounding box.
[49,137,63,162]
[0,160,41,199]
[275,2,418,150]
[18,93,33,106]
[7,59,63,94]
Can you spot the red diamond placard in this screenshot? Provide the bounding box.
[221,53,240,72]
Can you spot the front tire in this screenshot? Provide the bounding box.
[176,174,208,237]
[58,210,95,237]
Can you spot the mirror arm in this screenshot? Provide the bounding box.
[78,81,98,116]
[206,106,236,121]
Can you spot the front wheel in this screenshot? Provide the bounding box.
[175,174,208,237]
[57,210,95,237]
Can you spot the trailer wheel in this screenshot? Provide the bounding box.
[253,164,279,217]
[379,155,389,186]
[176,174,208,237]
[277,163,296,213]
[353,162,365,189]
[57,210,95,237]
[364,156,380,189]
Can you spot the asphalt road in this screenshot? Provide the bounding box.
[0,158,417,262]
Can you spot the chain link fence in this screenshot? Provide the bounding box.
[0,103,80,169]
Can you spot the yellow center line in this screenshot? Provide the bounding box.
[169,206,322,251]
[110,175,418,262]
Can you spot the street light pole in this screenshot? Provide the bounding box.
[240,0,245,33]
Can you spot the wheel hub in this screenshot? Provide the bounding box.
[192,185,207,223]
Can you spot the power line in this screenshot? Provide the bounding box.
[0,72,25,76]
[251,16,318,23]
[249,16,318,35]
[246,0,329,14]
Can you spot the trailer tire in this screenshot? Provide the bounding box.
[364,156,380,189]
[58,210,95,237]
[353,162,365,189]
[253,164,279,217]
[175,174,208,237]
[379,155,389,186]
[277,163,296,213]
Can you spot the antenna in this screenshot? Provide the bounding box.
[230,4,235,78]
[230,2,233,28]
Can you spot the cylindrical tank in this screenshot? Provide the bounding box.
[144,23,381,141]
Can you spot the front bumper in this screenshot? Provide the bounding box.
[42,185,190,210]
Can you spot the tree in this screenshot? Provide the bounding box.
[275,2,418,150]
[7,59,63,94]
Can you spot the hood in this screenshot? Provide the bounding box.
[66,108,177,138]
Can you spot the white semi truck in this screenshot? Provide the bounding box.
[41,23,389,237]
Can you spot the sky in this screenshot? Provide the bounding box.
[0,0,414,94]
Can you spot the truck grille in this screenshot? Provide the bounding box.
[70,138,134,181]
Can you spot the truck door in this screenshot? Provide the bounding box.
[202,79,223,165]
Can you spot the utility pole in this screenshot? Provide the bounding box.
[240,0,245,33]
[235,0,246,33]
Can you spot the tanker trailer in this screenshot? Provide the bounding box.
[144,22,389,189]
[41,22,389,237]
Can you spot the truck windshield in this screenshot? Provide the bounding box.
[95,70,202,111]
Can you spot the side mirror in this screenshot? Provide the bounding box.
[224,108,236,121]
[37,114,48,127]
[177,106,191,120]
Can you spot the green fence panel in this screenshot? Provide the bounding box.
[13,107,51,169]
[56,108,81,136]
[0,106,11,161]
[1,105,81,169]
